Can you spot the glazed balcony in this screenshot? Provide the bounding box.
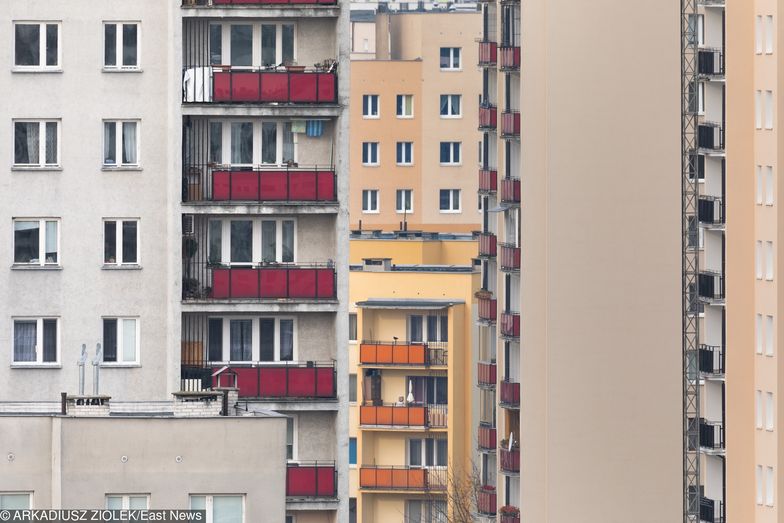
[501,112,521,139]
[499,243,520,272]
[479,104,498,130]
[698,271,724,302]
[700,497,725,523]
[698,48,725,77]
[699,419,724,451]
[499,508,521,523]
[477,296,497,323]
[477,488,497,516]
[479,169,498,194]
[500,312,520,339]
[500,177,521,204]
[499,446,520,474]
[478,41,497,67]
[478,423,497,451]
[183,165,336,204]
[698,344,725,377]
[500,380,520,409]
[180,361,336,400]
[359,466,446,491]
[286,462,337,498]
[359,341,447,366]
[698,196,724,226]
[478,361,497,388]
[478,232,497,258]
[499,46,520,71]
[359,403,448,429]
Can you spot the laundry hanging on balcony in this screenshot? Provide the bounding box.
[306,120,324,137]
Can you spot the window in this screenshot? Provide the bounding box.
[408,376,447,405]
[14,22,60,70]
[409,315,447,343]
[687,14,703,46]
[396,142,413,165]
[362,95,379,118]
[104,23,139,70]
[349,373,357,402]
[349,498,357,523]
[103,120,139,167]
[766,392,774,430]
[766,241,774,280]
[0,493,31,509]
[757,16,764,54]
[696,82,705,114]
[766,16,774,54]
[757,390,763,428]
[286,416,297,460]
[349,437,357,466]
[406,500,447,523]
[439,189,461,213]
[756,91,763,129]
[208,218,295,265]
[407,437,447,467]
[14,120,59,167]
[757,240,763,279]
[439,47,461,70]
[207,317,295,362]
[106,495,148,510]
[13,318,58,364]
[765,90,774,129]
[362,142,379,166]
[757,166,764,204]
[209,121,295,166]
[362,190,379,213]
[757,465,764,504]
[766,315,774,356]
[756,314,764,354]
[766,166,775,205]
[396,189,413,213]
[104,219,139,266]
[210,22,294,67]
[396,95,414,117]
[102,318,139,364]
[190,495,244,523]
[439,142,461,165]
[348,313,357,342]
[766,466,775,506]
[14,219,59,266]
[440,95,461,117]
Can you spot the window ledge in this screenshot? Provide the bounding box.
[440,115,463,119]
[395,210,414,214]
[100,363,141,368]
[11,364,62,369]
[439,163,462,167]
[102,68,143,73]
[11,265,62,271]
[439,210,462,214]
[102,166,143,172]
[11,68,63,74]
[361,164,380,168]
[102,264,142,271]
[361,210,380,214]
[11,166,63,172]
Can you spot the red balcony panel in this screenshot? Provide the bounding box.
[260,72,289,102]
[501,177,521,203]
[289,73,319,102]
[500,312,520,338]
[479,169,497,192]
[209,267,335,300]
[500,447,520,473]
[478,362,497,386]
[286,464,336,497]
[259,268,288,298]
[211,269,230,299]
[221,366,260,397]
[499,244,520,271]
[478,41,497,66]
[500,380,520,407]
[316,268,336,298]
[213,364,335,399]
[289,171,317,200]
[234,72,263,102]
[478,424,496,450]
[478,297,497,322]
[502,112,521,137]
[479,105,497,129]
[479,233,497,257]
[316,171,336,201]
[478,489,497,515]
[212,71,232,102]
[231,268,260,298]
[500,46,521,69]
[317,73,337,102]
[212,170,259,200]
[259,367,287,397]
[258,171,289,200]
[203,70,338,104]
[288,269,317,298]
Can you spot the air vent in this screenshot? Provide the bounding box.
[183,215,194,236]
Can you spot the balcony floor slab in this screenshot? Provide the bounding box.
[181,301,339,313]
[182,104,341,118]
[182,6,340,18]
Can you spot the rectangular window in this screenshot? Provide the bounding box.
[362,95,379,118]
[757,15,764,54]
[766,15,774,54]
[362,189,379,213]
[396,95,414,117]
[440,94,461,117]
[766,241,774,280]
[757,465,764,504]
[396,189,413,213]
[766,315,774,356]
[406,500,446,523]
[230,220,253,264]
[349,437,357,465]
[13,219,59,266]
[439,47,461,70]
[229,319,252,361]
[233,122,254,165]
[0,494,32,509]
[106,495,149,510]
[439,189,461,212]
[396,142,413,165]
[757,240,763,279]
[439,142,461,165]
[230,25,253,67]
[104,23,139,69]
[766,392,774,430]
[757,165,764,204]
[190,495,244,523]
[102,318,139,364]
[348,313,357,342]
[756,314,764,354]
[260,23,294,67]
[14,120,59,167]
[210,218,295,265]
[14,22,60,70]
[766,466,775,506]
[104,219,139,266]
[362,142,379,165]
[765,90,774,129]
[766,166,774,205]
[349,373,357,402]
[757,390,763,428]
[103,120,139,167]
[286,417,295,460]
[13,318,58,364]
[756,91,763,129]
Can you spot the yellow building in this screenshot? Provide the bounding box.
[348,232,479,522]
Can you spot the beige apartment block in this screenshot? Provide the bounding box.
[350,11,482,233]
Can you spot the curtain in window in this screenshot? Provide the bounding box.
[286,418,294,460]
[305,120,323,138]
[231,123,253,164]
[122,319,136,362]
[439,95,449,116]
[261,220,277,263]
[212,496,242,523]
[14,122,39,164]
[407,501,422,523]
[106,497,123,510]
[43,221,57,264]
[0,494,31,510]
[208,318,223,361]
[103,319,118,362]
[104,122,116,164]
[43,319,57,362]
[14,221,39,263]
[128,497,147,510]
[409,316,423,343]
[408,439,422,467]
[261,122,277,164]
[122,122,137,164]
[260,318,275,361]
[230,220,252,263]
[13,321,36,362]
[282,220,294,262]
[279,319,293,361]
[229,320,251,361]
[282,123,295,161]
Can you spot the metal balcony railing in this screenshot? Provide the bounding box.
[500,311,520,339]
[500,177,521,204]
[478,361,497,387]
[479,232,498,258]
[478,423,497,451]
[359,403,448,428]
[700,497,725,523]
[286,462,337,498]
[478,41,498,67]
[699,418,725,450]
[698,344,725,376]
[499,46,520,70]
[359,341,447,366]
[499,446,520,473]
[500,380,520,408]
[698,196,724,226]
[698,271,724,301]
[477,488,497,516]
[479,169,498,193]
[478,296,498,323]
[479,104,498,130]
[499,243,520,272]
[359,466,447,491]
[698,48,725,77]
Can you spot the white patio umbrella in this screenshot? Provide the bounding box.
[407,379,415,404]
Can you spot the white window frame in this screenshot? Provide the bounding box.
[101,317,140,366]
[696,82,705,115]
[209,217,297,266]
[209,120,297,167]
[362,142,379,166]
[0,493,32,509]
[766,315,774,356]
[439,47,461,71]
[209,316,297,363]
[766,466,775,506]
[103,218,140,266]
[103,120,140,168]
[766,241,774,280]
[757,165,764,204]
[756,16,764,54]
[439,142,462,166]
[440,94,462,118]
[756,389,763,428]
[105,494,150,510]
[765,15,774,54]
[396,94,414,118]
[396,189,414,214]
[765,90,774,130]
[766,165,774,205]
[211,22,298,68]
[11,317,60,366]
[439,189,461,213]
[189,495,246,523]
[13,218,60,267]
[396,142,413,166]
[286,414,299,461]
[362,189,379,213]
[757,465,764,504]
[766,391,775,431]
[103,22,141,71]
[13,22,61,72]
[406,437,448,468]
[12,119,60,168]
[756,313,764,354]
[362,95,379,118]
[348,312,357,343]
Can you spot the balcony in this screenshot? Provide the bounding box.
[478,423,496,451]
[699,419,724,451]
[501,112,520,138]
[700,497,725,523]
[359,341,447,366]
[479,232,497,258]
[479,169,498,194]
[359,404,447,428]
[479,104,498,130]
[183,166,336,204]
[286,462,337,498]
[187,0,337,4]
[698,271,724,302]
[698,344,725,376]
[359,466,446,491]
[183,265,336,302]
[478,361,497,387]
[478,296,498,323]
[499,243,520,272]
[180,361,336,400]
[182,66,337,105]
[499,46,520,71]
[698,196,724,226]
[500,380,520,409]
[478,41,497,67]
[500,311,520,339]
[477,487,497,516]
[698,122,724,152]
[698,48,725,77]
[499,446,520,474]
[500,177,521,204]
[499,507,521,523]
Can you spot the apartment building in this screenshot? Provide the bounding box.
[2,0,350,521]
[350,11,481,233]
[347,232,479,522]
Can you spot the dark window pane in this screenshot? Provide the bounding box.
[453,143,460,163]
[262,122,277,164]
[230,220,252,263]
[105,24,117,66]
[122,221,138,264]
[15,24,39,66]
[439,190,450,210]
[104,221,117,264]
[349,437,357,465]
[261,221,277,263]
[230,25,252,67]
[440,316,448,342]
[348,313,357,341]
[14,221,39,264]
[282,25,294,64]
[209,122,222,164]
[261,25,276,67]
[208,220,222,264]
[260,318,275,361]
[279,319,293,361]
[43,319,57,362]
[208,318,224,361]
[45,24,58,66]
[13,321,36,362]
[282,123,294,164]
[230,320,252,361]
[14,122,38,165]
[45,122,57,165]
[122,24,137,66]
[439,47,449,68]
[410,316,423,343]
[408,439,422,466]
[349,373,357,402]
[427,316,438,342]
[439,95,448,115]
[440,143,449,163]
[281,220,294,263]
[231,122,253,165]
[103,319,118,362]
[209,24,222,65]
[425,439,434,467]
[453,95,460,114]
[435,377,447,404]
[104,122,116,164]
[436,439,448,465]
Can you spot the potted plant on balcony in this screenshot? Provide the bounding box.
[475,288,492,299]
[314,59,337,73]
[499,506,520,521]
[284,60,306,73]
